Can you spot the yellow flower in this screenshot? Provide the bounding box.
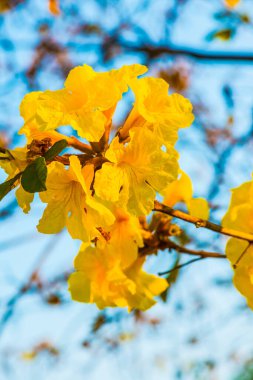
[162,170,209,220]
[15,186,34,214]
[225,238,253,309]
[0,147,34,213]
[69,244,135,309]
[48,0,60,15]
[94,127,178,215]
[0,147,27,178]
[223,178,253,308]
[37,156,114,242]
[7,63,198,311]
[19,92,69,144]
[222,180,253,233]
[124,257,168,311]
[23,64,147,142]
[101,207,144,268]
[118,76,194,146]
[68,244,168,311]
[224,0,240,8]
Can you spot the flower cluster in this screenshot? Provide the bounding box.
[0,64,194,310]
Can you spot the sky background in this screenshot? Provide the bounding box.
[1,0,253,379]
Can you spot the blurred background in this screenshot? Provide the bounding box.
[1,0,253,379]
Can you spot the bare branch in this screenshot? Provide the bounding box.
[158,257,206,276]
[165,239,226,259]
[139,238,226,259]
[154,201,253,243]
[121,43,253,64]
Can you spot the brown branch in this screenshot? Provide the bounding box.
[158,257,206,276]
[121,43,253,63]
[154,201,253,243]
[53,153,95,166]
[164,239,226,259]
[68,136,94,155]
[53,155,70,165]
[139,238,226,259]
[0,147,7,154]
[98,123,112,152]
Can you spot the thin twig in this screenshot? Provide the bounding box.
[68,136,94,155]
[121,43,253,63]
[158,257,206,276]
[154,201,253,243]
[166,239,226,259]
[139,239,226,259]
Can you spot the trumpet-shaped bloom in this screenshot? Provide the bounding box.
[101,207,144,268]
[22,64,147,142]
[37,156,115,242]
[19,92,69,144]
[119,77,194,146]
[68,244,168,311]
[94,128,178,215]
[124,257,168,311]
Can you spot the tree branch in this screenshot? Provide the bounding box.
[153,201,253,243]
[68,136,94,155]
[164,239,226,259]
[139,238,226,259]
[122,43,253,63]
[158,257,206,276]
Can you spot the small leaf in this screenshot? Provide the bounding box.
[21,157,47,193]
[44,139,68,162]
[0,172,22,201]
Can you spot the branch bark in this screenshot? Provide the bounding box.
[158,257,206,276]
[139,238,226,259]
[68,136,94,155]
[153,201,253,243]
